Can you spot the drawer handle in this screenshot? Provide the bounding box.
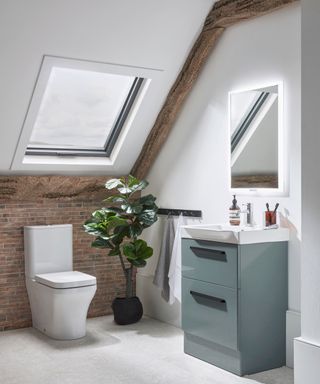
[190,290,227,311]
[190,246,227,262]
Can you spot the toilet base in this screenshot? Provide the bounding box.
[26,278,96,340]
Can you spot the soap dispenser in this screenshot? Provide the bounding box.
[229,195,240,226]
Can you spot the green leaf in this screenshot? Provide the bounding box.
[140,246,153,259]
[129,259,147,268]
[133,204,143,214]
[83,223,103,236]
[91,208,117,222]
[91,237,113,249]
[134,239,145,252]
[123,243,136,259]
[105,216,128,231]
[118,186,132,194]
[138,209,158,227]
[100,234,116,241]
[103,195,127,204]
[130,179,149,193]
[123,239,153,263]
[128,175,140,187]
[105,179,124,190]
[128,221,143,238]
[121,202,143,214]
[104,206,123,214]
[120,203,131,213]
[139,194,157,207]
[133,239,153,259]
[112,225,130,245]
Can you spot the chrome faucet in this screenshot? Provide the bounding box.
[242,203,253,226]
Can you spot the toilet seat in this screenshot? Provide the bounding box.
[35,271,96,289]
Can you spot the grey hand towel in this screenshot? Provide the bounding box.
[153,216,175,302]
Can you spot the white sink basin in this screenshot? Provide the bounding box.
[181,224,289,244]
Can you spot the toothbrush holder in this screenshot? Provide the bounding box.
[264,211,277,227]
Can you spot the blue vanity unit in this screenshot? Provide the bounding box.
[181,225,289,376]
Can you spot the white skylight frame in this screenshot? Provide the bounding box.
[11,56,159,172]
[26,68,142,157]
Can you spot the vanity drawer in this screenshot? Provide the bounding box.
[182,277,238,351]
[182,239,238,288]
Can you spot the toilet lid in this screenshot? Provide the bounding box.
[35,271,97,289]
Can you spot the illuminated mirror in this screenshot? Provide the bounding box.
[230,84,283,191]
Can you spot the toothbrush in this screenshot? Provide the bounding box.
[273,203,279,214]
[266,203,270,212]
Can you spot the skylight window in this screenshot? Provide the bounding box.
[26,66,144,157]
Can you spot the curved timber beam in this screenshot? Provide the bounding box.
[131,0,298,179]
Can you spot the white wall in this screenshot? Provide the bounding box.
[137,3,301,367]
[0,0,214,174]
[295,1,320,382]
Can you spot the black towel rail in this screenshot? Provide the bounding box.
[157,208,202,218]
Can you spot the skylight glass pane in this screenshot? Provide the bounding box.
[28,67,135,150]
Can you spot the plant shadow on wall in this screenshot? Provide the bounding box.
[84,175,158,325]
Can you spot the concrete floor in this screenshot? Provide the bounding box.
[0,316,293,384]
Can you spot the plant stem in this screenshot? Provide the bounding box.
[119,252,133,298]
[126,266,133,298]
[118,251,127,276]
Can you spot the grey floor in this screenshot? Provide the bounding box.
[0,316,293,384]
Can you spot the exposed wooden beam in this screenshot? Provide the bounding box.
[0,176,110,202]
[131,0,298,180]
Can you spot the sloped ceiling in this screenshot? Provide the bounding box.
[131,0,298,179]
[0,0,214,175]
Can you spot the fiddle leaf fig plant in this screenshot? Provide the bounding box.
[84,175,158,298]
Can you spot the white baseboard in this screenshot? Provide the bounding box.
[294,337,320,383]
[286,310,301,368]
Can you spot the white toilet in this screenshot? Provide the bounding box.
[24,224,97,340]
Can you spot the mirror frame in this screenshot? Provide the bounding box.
[228,81,286,196]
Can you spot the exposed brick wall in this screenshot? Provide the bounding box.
[0,199,128,331]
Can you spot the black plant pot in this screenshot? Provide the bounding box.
[111,296,143,325]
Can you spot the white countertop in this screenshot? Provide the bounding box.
[181,224,290,245]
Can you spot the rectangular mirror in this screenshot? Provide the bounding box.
[229,84,282,191]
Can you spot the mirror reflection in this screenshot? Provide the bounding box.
[230,85,279,189]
